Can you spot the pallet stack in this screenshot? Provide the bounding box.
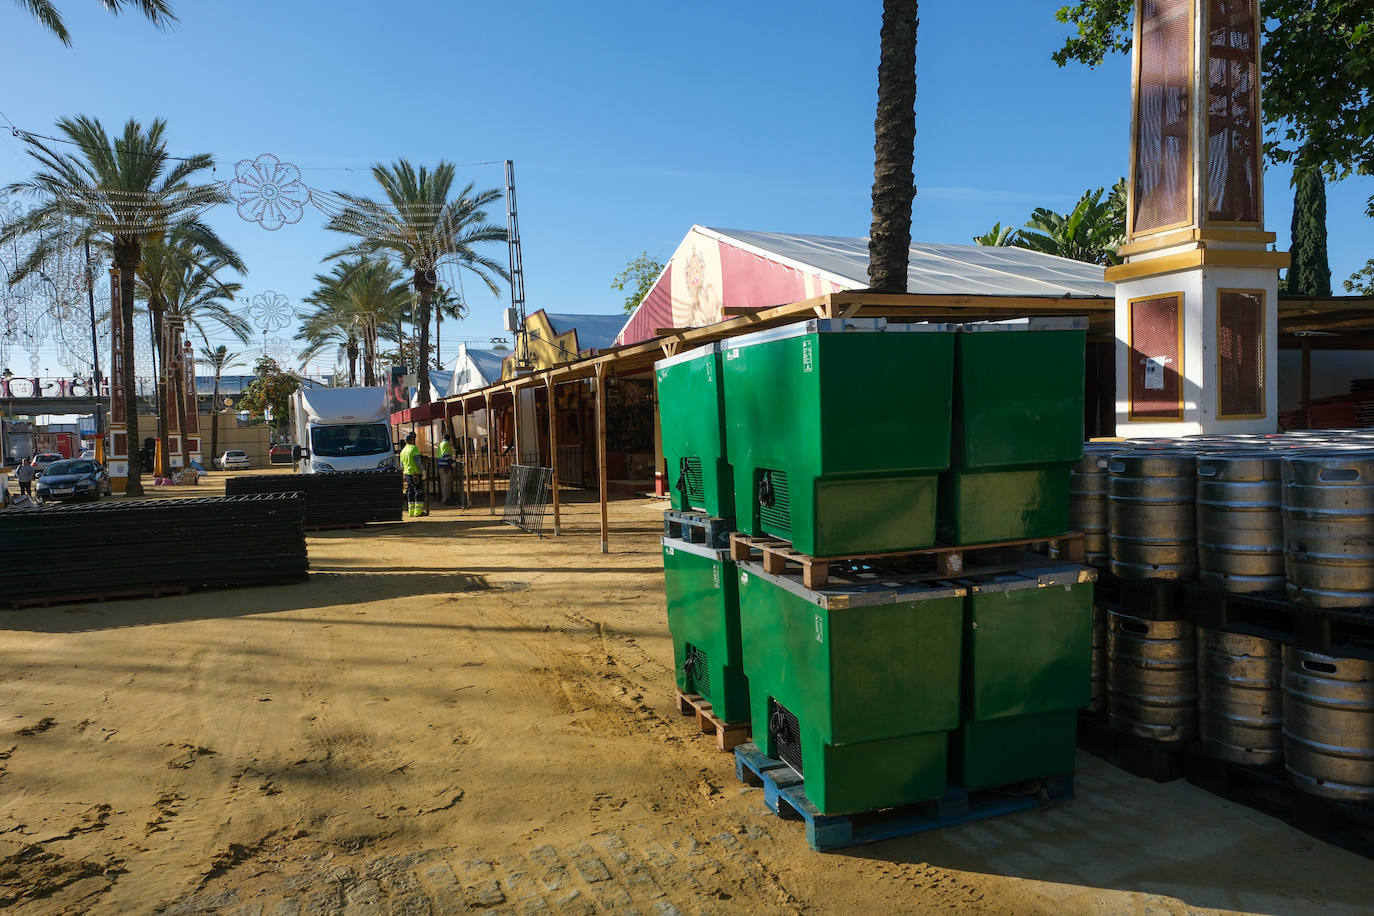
[1,493,308,608]
[656,317,1098,850]
[226,470,403,529]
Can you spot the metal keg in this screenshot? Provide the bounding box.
[1281,451,1374,607]
[1107,612,1197,742]
[1195,451,1284,593]
[1070,445,1113,567]
[1089,604,1107,713]
[1196,628,1283,765]
[1282,648,1374,801]
[1107,451,1198,580]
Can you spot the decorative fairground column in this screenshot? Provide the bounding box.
[105,265,131,491]
[1106,0,1288,436]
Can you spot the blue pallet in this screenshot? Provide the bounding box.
[733,742,1074,852]
[663,509,736,549]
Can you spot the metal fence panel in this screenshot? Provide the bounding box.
[504,465,554,535]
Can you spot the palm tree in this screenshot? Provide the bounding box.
[298,257,409,387]
[14,0,176,45]
[972,222,1022,247]
[137,226,246,474]
[867,0,919,292]
[1015,182,1126,267]
[324,160,508,405]
[199,344,241,469]
[1,115,226,496]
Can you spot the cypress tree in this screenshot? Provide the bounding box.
[1284,162,1332,297]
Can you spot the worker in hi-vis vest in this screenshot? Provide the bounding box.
[400,431,425,517]
[437,431,456,505]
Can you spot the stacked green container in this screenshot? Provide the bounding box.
[723,318,956,557]
[656,342,733,518]
[736,562,966,814]
[663,537,750,723]
[939,318,1086,545]
[953,567,1094,790]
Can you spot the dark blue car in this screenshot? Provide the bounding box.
[34,458,112,502]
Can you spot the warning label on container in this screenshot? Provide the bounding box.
[802,340,814,373]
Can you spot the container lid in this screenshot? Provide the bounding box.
[958,564,1096,595]
[735,559,965,610]
[661,536,731,563]
[958,316,1089,333]
[653,340,720,373]
[722,317,954,353]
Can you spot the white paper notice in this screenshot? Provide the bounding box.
[1143,355,1171,390]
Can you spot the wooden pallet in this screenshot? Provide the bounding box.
[1184,746,1374,860]
[663,510,736,550]
[734,742,1073,852]
[6,584,191,610]
[674,689,751,751]
[1076,711,1186,783]
[728,531,1085,589]
[1186,584,1374,657]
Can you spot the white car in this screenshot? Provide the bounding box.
[215,449,251,470]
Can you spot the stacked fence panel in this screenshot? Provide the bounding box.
[226,471,403,528]
[1,493,308,606]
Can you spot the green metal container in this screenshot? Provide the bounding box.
[953,566,1094,790]
[662,536,750,723]
[655,343,734,517]
[938,319,1087,545]
[722,318,956,557]
[736,561,966,814]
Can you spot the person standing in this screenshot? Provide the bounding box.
[15,457,36,500]
[400,431,425,518]
[436,431,456,505]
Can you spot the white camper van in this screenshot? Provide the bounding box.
[290,387,396,474]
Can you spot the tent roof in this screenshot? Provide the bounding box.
[461,347,507,387]
[702,227,1114,299]
[545,312,625,352]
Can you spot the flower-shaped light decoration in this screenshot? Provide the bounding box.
[249,291,293,332]
[265,336,297,367]
[228,154,310,231]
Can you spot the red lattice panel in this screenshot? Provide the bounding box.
[1134,0,1193,234]
[1130,294,1183,419]
[1206,0,1260,223]
[1218,291,1264,416]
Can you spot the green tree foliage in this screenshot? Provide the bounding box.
[1051,1,1373,190]
[298,257,409,387]
[1282,163,1333,297]
[238,357,299,439]
[1346,260,1374,295]
[611,251,664,313]
[976,180,1127,266]
[13,0,175,46]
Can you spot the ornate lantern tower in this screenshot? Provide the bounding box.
[1107,0,1288,435]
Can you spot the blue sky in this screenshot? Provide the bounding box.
[2,0,1370,378]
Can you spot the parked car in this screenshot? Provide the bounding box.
[31,452,63,476]
[269,444,293,465]
[34,458,111,501]
[215,449,251,470]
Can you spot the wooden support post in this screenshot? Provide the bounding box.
[460,398,472,508]
[1301,339,1312,405]
[485,391,495,515]
[546,375,560,536]
[595,363,609,554]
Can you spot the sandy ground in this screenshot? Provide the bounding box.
[1,473,1372,915]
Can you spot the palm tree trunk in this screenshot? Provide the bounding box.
[868,0,919,293]
[363,321,376,387]
[116,244,143,496]
[347,342,358,387]
[416,289,432,406]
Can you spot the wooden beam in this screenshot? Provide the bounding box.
[460,397,472,508]
[546,375,560,536]
[595,362,609,555]
[484,390,495,515]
